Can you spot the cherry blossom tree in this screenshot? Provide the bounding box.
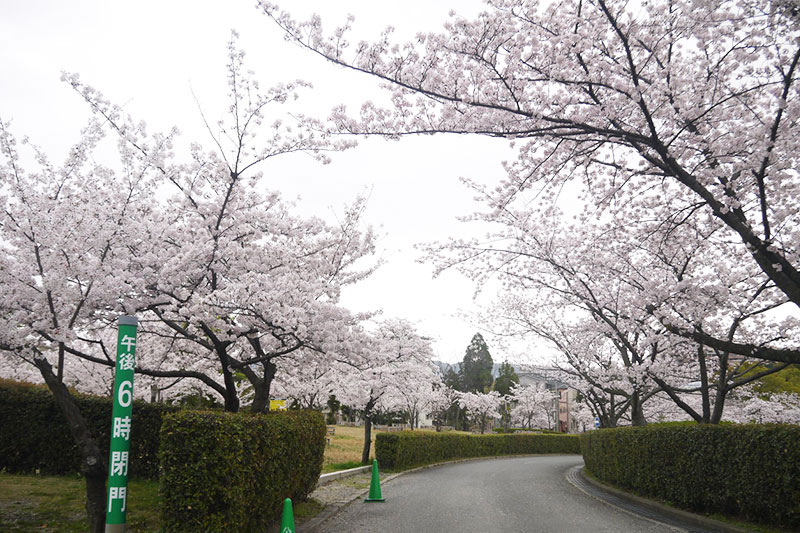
[644,384,800,425]
[569,397,596,432]
[427,380,460,431]
[332,319,433,463]
[263,0,800,366]
[729,388,800,424]
[390,359,441,429]
[271,352,341,409]
[459,390,503,433]
[444,208,671,426]
[0,116,165,531]
[0,35,375,530]
[510,382,556,430]
[472,207,793,425]
[61,35,377,413]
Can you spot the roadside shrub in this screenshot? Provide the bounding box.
[0,378,175,479]
[159,409,325,533]
[580,423,800,529]
[376,430,581,470]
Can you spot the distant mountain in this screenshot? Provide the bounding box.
[432,361,528,378]
[432,360,460,375]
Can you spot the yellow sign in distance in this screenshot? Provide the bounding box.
[269,400,286,411]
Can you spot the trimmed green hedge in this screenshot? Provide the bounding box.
[580,423,800,529]
[159,409,326,532]
[376,430,581,470]
[0,378,176,480]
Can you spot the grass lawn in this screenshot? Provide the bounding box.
[321,424,454,473]
[0,424,384,531]
[0,473,160,532]
[322,424,383,473]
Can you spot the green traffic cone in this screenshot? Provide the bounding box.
[280,498,295,533]
[364,459,385,502]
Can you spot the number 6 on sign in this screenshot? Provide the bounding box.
[118,380,132,407]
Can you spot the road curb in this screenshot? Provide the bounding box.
[570,466,752,533]
[300,471,404,533]
[316,465,372,487]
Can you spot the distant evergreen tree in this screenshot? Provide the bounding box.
[493,361,519,396]
[493,361,519,429]
[442,367,465,428]
[460,333,494,393]
[443,367,463,391]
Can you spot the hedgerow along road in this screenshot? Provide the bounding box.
[316,455,692,532]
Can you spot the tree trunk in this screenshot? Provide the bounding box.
[242,366,266,413]
[361,415,373,465]
[218,350,240,412]
[251,381,268,412]
[710,352,731,424]
[242,359,277,413]
[57,342,65,381]
[630,391,647,427]
[33,357,107,533]
[698,345,712,423]
[201,324,239,412]
[608,393,617,427]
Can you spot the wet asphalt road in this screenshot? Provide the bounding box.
[316,455,681,533]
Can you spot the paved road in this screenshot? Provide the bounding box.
[316,456,682,532]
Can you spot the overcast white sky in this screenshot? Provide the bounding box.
[0,0,549,364]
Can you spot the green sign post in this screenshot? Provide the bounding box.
[105,316,138,533]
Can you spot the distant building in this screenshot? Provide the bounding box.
[516,369,567,390]
[517,367,580,433]
[557,387,580,433]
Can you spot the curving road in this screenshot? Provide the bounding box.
[315,456,682,532]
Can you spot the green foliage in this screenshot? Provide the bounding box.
[580,424,800,529]
[168,389,223,409]
[493,361,519,396]
[158,409,325,532]
[751,364,800,396]
[441,368,467,428]
[443,367,462,390]
[0,378,176,480]
[376,431,580,470]
[460,333,494,393]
